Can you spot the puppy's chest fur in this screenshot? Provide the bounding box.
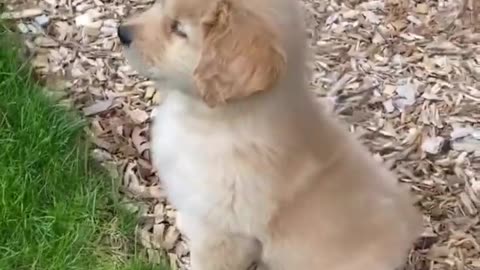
[151,94,277,235]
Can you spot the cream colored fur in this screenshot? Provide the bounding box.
[119,0,423,269]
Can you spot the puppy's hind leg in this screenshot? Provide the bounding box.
[179,214,260,270]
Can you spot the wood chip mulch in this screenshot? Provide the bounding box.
[3,0,480,269]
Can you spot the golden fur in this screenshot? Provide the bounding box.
[119,0,422,269]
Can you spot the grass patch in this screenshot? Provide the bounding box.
[0,24,168,270]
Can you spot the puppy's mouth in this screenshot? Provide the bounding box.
[116,26,171,84]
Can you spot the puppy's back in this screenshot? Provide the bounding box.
[263,115,422,270]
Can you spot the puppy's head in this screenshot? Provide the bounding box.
[118,0,286,107]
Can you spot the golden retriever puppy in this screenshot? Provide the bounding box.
[118,0,422,269]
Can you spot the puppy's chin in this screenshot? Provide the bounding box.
[122,50,167,83]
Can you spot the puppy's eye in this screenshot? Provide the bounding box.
[171,20,187,38]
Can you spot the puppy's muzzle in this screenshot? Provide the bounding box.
[117,25,134,46]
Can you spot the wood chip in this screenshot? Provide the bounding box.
[1,9,43,19]
[83,99,115,116]
[422,136,445,155]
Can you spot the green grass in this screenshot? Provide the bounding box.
[0,24,168,270]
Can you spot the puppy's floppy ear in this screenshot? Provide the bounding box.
[194,0,286,108]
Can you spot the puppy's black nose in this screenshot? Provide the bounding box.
[117,25,133,46]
